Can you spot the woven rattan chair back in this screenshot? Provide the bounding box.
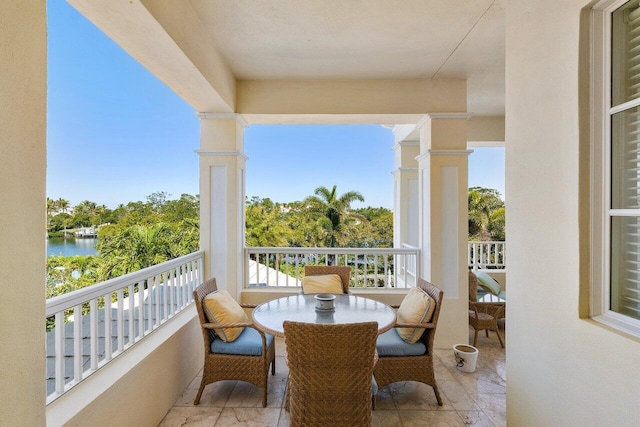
[468,270,479,301]
[374,278,444,406]
[284,321,378,427]
[192,278,276,407]
[468,271,505,348]
[304,265,351,294]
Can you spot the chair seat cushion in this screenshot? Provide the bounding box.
[211,327,273,356]
[376,328,426,357]
[469,311,494,321]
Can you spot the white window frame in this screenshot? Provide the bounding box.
[591,0,640,337]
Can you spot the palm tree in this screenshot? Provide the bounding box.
[97,223,176,279]
[468,187,505,241]
[57,198,70,214]
[304,185,365,247]
[46,197,58,216]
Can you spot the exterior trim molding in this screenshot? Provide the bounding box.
[416,113,472,129]
[415,149,473,161]
[391,141,420,151]
[196,113,249,128]
[195,150,249,160]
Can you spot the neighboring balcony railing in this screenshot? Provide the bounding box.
[245,246,420,289]
[468,241,506,270]
[45,250,204,403]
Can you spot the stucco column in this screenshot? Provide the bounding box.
[392,140,419,249]
[0,1,47,424]
[197,114,247,299]
[417,114,471,347]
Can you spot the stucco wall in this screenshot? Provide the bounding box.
[506,1,640,425]
[0,1,47,425]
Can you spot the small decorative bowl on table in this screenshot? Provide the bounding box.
[314,293,336,311]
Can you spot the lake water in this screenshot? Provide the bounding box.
[47,237,98,257]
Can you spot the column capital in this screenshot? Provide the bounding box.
[392,167,419,177]
[416,113,472,129]
[196,112,248,128]
[415,149,473,161]
[391,141,420,151]
[195,149,249,160]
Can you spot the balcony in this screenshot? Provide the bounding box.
[158,329,506,427]
[45,244,505,425]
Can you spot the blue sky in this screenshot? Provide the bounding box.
[47,0,504,210]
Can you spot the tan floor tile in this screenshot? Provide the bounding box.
[187,372,203,390]
[399,410,466,426]
[173,380,236,407]
[473,394,506,427]
[158,406,222,427]
[374,386,397,410]
[439,380,480,411]
[478,356,506,382]
[391,381,454,410]
[226,381,268,407]
[215,407,281,427]
[455,368,506,398]
[372,409,402,427]
[458,410,497,427]
[160,327,506,426]
[277,408,290,427]
[266,375,288,408]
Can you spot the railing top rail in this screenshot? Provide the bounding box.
[468,241,506,244]
[45,250,204,317]
[246,247,419,255]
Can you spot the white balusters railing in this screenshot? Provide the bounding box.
[45,250,204,404]
[245,247,420,289]
[468,241,506,270]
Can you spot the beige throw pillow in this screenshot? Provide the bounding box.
[301,274,343,294]
[396,287,436,344]
[202,290,248,342]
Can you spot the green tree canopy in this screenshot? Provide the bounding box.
[303,185,365,247]
[468,186,505,241]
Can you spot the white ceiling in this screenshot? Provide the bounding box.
[189,0,505,116]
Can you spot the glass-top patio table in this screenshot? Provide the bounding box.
[252,294,396,338]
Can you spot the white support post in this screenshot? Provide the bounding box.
[417,113,472,347]
[197,113,247,299]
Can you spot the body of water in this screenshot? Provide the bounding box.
[47,237,98,257]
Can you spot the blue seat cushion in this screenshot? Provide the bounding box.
[376,328,426,357]
[211,327,273,356]
[372,375,378,396]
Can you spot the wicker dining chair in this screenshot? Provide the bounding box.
[468,271,505,348]
[304,265,351,294]
[283,321,378,427]
[374,278,444,406]
[193,278,276,407]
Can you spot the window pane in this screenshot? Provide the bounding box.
[611,216,640,321]
[611,106,640,209]
[612,0,640,106]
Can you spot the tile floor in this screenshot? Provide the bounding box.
[159,325,506,427]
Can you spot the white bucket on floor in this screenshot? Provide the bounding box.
[453,344,479,373]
